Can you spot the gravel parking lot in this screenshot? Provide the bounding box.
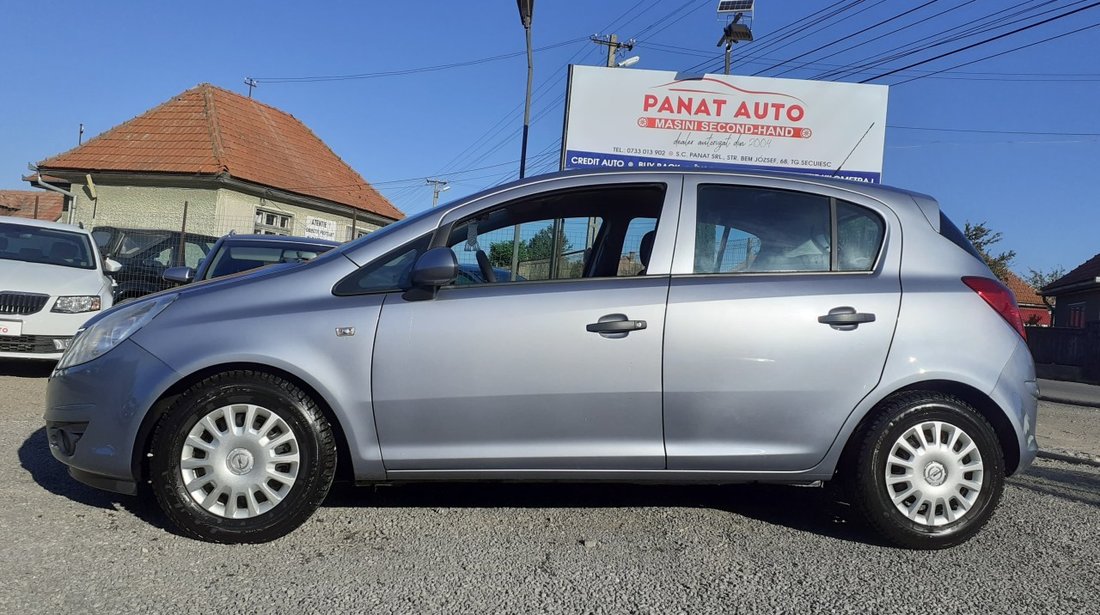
[2,361,1098,613]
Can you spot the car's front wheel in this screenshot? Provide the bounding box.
[844,391,1005,549]
[149,370,336,543]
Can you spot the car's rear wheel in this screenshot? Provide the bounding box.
[149,370,336,543]
[844,391,1004,549]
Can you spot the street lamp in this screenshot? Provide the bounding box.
[715,1,754,75]
[517,0,534,179]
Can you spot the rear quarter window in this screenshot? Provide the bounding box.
[939,212,984,262]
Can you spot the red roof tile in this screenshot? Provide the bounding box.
[0,190,64,221]
[37,84,402,220]
[1003,271,1045,307]
[1042,253,1100,294]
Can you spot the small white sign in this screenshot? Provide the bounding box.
[304,216,339,241]
[0,320,22,337]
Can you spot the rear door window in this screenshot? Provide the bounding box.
[692,185,884,273]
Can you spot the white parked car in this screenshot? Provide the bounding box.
[0,216,119,360]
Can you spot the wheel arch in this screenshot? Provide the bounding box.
[839,379,1022,477]
[131,362,355,485]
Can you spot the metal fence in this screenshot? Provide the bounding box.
[1027,324,1100,383]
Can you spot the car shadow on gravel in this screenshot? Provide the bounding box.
[1010,463,1100,507]
[18,427,175,532]
[0,359,54,378]
[323,481,887,547]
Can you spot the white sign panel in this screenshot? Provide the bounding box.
[304,216,338,241]
[563,65,888,183]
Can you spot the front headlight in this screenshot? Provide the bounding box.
[51,295,102,314]
[56,294,178,370]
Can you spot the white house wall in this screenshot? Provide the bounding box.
[62,180,383,241]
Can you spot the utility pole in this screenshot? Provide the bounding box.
[244,77,258,98]
[590,34,634,67]
[426,178,449,207]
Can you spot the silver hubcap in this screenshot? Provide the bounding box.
[180,404,300,519]
[885,420,984,527]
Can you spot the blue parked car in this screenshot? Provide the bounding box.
[163,233,340,285]
[46,170,1036,547]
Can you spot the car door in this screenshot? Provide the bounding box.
[663,175,901,472]
[369,176,681,472]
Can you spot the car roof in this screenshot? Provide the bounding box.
[511,168,934,201]
[0,215,92,236]
[219,234,341,247]
[442,168,940,231]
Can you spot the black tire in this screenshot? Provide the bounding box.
[843,391,1004,550]
[149,370,336,543]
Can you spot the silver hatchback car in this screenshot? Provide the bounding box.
[45,170,1037,548]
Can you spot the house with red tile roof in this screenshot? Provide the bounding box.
[1003,271,1050,327]
[0,190,64,221]
[1040,253,1100,328]
[26,84,401,243]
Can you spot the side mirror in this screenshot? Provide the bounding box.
[403,247,458,301]
[103,258,122,273]
[163,266,195,284]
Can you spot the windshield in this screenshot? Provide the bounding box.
[0,222,96,270]
[205,242,334,279]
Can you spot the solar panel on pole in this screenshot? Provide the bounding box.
[716,0,754,14]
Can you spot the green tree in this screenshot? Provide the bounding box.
[488,239,526,269]
[487,225,572,269]
[1025,266,1065,293]
[964,221,1015,282]
[525,225,572,261]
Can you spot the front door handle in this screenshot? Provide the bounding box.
[818,306,875,330]
[587,313,647,338]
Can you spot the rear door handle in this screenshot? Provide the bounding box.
[587,314,647,337]
[818,307,875,330]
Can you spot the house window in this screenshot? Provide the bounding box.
[347,226,372,241]
[1067,302,1086,328]
[255,209,292,236]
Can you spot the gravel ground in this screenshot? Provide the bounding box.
[2,362,1098,613]
[1035,401,1100,461]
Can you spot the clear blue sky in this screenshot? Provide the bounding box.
[2,0,1097,276]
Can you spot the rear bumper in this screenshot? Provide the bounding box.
[990,338,1039,474]
[44,338,180,488]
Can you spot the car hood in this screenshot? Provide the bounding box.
[0,259,106,296]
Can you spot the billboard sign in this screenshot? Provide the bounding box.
[562,65,888,183]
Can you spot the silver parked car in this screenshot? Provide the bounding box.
[45,170,1037,548]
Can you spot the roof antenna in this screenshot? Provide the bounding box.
[244,77,258,98]
[831,122,875,179]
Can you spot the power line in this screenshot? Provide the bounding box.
[813,0,1066,81]
[889,125,1100,136]
[639,40,1100,80]
[254,37,587,83]
[860,1,1100,83]
[707,0,878,74]
[752,0,922,76]
[678,0,856,73]
[886,20,1100,86]
[766,0,948,77]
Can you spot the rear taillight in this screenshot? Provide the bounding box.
[962,276,1027,340]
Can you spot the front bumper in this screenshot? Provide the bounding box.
[1,308,97,360]
[45,338,180,493]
